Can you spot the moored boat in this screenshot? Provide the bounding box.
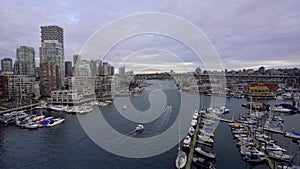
[175,149,187,169]
[182,135,191,148]
[192,157,215,169]
[195,147,216,160]
[47,118,65,127]
[242,154,266,163]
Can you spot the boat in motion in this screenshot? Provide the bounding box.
[136,124,144,133]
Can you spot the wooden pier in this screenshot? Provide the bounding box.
[185,111,202,169]
[218,118,234,123]
[246,126,276,169]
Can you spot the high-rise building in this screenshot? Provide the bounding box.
[65,61,72,77]
[98,60,103,76]
[90,60,97,76]
[39,40,63,96]
[1,58,13,72]
[103,62,109,75]
[110,66,114,76]
[41,25,64,49]
[41,25,65,85]
[74,60,91,76]
[119,66,125,76]
[107,64,111,75]
[15,46,35,76]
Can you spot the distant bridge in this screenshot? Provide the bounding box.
[133,73,300,88]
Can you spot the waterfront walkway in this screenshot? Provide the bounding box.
[185,110,202,169]
[0,103,39,115]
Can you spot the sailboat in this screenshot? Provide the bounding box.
[175,121,187,169]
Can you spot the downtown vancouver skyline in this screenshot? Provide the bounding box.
[1,0,300,73]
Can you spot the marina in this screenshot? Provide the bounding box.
[0,80,300,169]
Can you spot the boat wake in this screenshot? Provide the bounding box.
[151,105,172,133]
[108,105,173,146]
[107,130,137,147]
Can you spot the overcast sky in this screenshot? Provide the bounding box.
[1,0,300,73]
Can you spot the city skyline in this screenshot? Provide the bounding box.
[0,1,300,72]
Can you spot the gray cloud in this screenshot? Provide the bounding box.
[0,0,299,71]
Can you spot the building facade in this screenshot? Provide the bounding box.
[65,61,72,77]
[1,58,13,72]
[15,46,35,76]
[0,75,36,99]
[119,66,125,76]
[51,76,96,104]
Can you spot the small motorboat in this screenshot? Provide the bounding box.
[192,157,215,169]
[31,115,45,122]
[191,119,197,127]
[199,129,214,138]
[188,127,195,136]
[198,134,214,144]
[285,131,300,140]
[270,106,292,113]
[24,122,39,129]
[182,135,191,148]
[268,151,293,161]
[262,142,286,152]
[136,124,144,133]
[195,147,216,160]
[236,140,256,147]
[47,118,65,127]
[242,154,266,163]
[240,146,264,156]
[277,163,300,169]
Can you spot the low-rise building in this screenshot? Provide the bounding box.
[51,76,95,104]
[244,85,275,100]
[0,75,35,99]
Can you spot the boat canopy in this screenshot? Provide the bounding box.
[42,120,50,125]
[292,130,300,136]
[233,123,241,128]
[276,104,298,111]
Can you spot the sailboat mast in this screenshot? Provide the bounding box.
[178,120,180,149]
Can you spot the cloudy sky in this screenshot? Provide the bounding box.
[1,0,300,73]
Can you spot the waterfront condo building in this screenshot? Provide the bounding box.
[39,25,65,97]
[40,25,65,86]
[39,40,63,97]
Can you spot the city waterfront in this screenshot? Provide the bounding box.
[0,80,299,169]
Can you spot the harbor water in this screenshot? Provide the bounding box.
[0,80,299,169]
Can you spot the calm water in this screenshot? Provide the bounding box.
[0,80,299,169]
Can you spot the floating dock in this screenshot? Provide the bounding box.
[185,111,202,169]
[0,103,39,115]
